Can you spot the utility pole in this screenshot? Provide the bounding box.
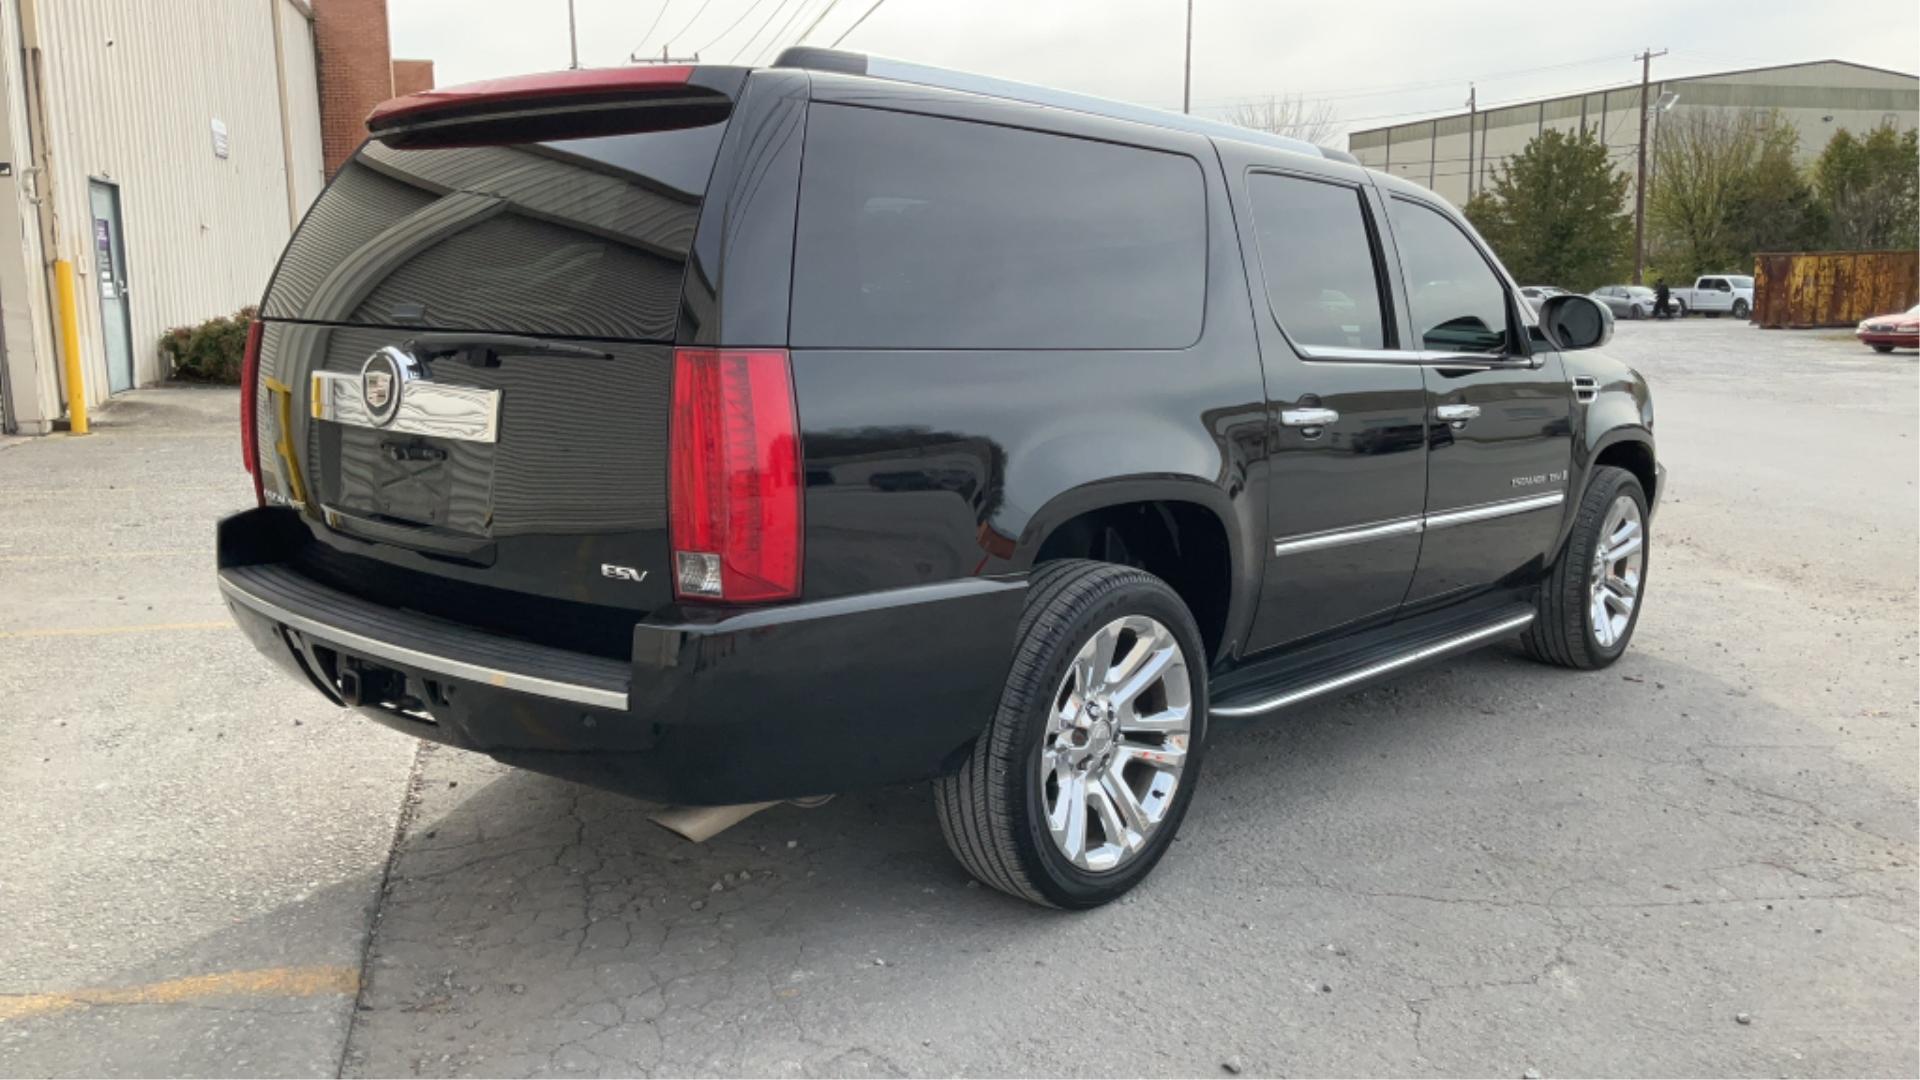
[1632,47,1667,284]
[1182,0,1193,114]
[631,45,701,64]
[1465,83,1476,200]
[567,0,580,69]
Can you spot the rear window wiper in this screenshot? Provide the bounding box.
[408,332,614,367]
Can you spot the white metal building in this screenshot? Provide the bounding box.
[0,0,327,434]
[1348,59,1919,208]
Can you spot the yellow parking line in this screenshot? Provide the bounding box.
[0,550,201,562]
[0,965,360,1022]
[0,621,230,640]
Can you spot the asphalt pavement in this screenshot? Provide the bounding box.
[1,318,1914,1077]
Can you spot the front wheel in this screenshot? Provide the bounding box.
[1629,303,1645,320]
[1872,344,1895,353]
[935,560,1207,908]
[1523,467,1649,670]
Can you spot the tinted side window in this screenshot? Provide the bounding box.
[1245,174,1387,350]
[1389,198,1511,354]
[792,105,1206,349]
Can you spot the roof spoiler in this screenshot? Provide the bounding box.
[366,65,749,139]
[773,47,1353,166]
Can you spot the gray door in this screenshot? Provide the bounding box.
[88,180,134,393]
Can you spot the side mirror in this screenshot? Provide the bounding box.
[1538,293,1614,351]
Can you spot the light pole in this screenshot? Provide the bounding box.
[1182,0,1193,114]
[568,0,580,69]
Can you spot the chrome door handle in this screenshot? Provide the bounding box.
[1435,403,1480,427]
[1280,407,1339,428]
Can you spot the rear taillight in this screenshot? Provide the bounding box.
[669,348,803,603]
[239,319,265,506]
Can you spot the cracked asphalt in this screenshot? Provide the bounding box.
[1,318,1914,1077]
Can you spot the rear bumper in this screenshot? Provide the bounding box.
[218,508,1024,804]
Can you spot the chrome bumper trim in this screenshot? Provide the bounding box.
[218,573,628,710]
[1210,611,1536,718]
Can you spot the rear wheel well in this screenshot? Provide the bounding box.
[1594,439,1655,500]
[1033,501,1231,662]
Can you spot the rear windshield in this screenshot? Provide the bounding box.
[262,121,728,341]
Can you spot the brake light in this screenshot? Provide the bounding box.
[239,318,264,506]
[670,348,802,602]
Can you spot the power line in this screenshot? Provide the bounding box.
[1189,52,1632,109]
[694,0,780,55]
[749,0,824,63]
[660,0,721,53]
[829,0,887,48]
[788,0,846,48]
[633,0,673,56]
[730,0,801,62]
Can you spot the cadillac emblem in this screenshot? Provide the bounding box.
[360,346,409,426]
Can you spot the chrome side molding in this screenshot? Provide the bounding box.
[1423,492,1565,531]
[1210,611,1536,718]
[1271,516,1422,557]
[1273,491,1564,556]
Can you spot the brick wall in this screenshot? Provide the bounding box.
[312,0,394,176]
[391,58,435,99]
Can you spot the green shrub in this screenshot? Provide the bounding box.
[161,306,256,383]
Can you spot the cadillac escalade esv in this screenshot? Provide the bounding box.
[219,49,1663,908]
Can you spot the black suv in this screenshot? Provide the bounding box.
[219,49,1662,908]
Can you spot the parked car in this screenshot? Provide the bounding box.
[1671,275,1754,319]
[217,49,1663,909]
[1856,304,1920,352]
[1519,285,1568,311]
[1591,285,1666,320]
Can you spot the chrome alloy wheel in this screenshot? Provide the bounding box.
[1588,495,1645,648]
[1039,615,1192,873]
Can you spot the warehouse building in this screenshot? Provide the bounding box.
[1347,59,1919,208]
[0,0,433,435]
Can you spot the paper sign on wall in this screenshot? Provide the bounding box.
[210,118,229,159]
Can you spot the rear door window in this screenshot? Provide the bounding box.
[791,104,1206,350]
[1388,198,1512,354]
[262,122,728,341]
[1245,173,1388,351]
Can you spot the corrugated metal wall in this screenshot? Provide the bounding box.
[30,0,318,405]
[1351,60,1919,208]
[1753,251,1920,329]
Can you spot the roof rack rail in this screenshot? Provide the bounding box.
[774,47,1358,166]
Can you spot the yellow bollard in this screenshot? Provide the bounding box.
[52,258,88,435]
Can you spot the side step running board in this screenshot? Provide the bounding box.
[1210,609,1535,718]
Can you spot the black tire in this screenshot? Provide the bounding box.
[1873,344,1895,353]
[1522,467,1649,670]
[934,559,1209,909]
[1732,298,1750,319]
[1628,304,1644,320]
[1673,300,1686,318]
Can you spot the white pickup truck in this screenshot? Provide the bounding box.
[1669,274,1755,319]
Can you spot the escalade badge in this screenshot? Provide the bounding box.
[360,347,409,426]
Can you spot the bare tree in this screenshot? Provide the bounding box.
[1220,95,1339,147]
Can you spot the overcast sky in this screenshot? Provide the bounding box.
[392,0,1920,138]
